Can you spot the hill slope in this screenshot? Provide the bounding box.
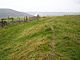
[0,16,80,60]
[0,9,33,18]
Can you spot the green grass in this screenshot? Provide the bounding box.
[0,16,80,60]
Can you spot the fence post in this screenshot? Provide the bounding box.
[12,17,14,24]
[25,16,28,22]
[24,17,25,22]
[37,14,40,20]
[1,19,4,28]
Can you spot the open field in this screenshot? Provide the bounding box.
[0,16,80,60]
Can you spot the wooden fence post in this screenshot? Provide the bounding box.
[1,19,4,27]
[25,16,28,22]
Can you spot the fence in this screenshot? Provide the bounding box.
[0,16,40,28]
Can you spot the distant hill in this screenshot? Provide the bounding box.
[0,9,33,18]
[27,12,80,16]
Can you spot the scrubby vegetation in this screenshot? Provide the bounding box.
[0,16,80,60]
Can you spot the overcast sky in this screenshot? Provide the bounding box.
[0,0,80,12]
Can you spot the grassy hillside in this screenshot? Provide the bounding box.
[0,9,33,18]
[0,16,80,60]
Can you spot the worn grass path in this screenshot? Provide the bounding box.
[0,16,80,60]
